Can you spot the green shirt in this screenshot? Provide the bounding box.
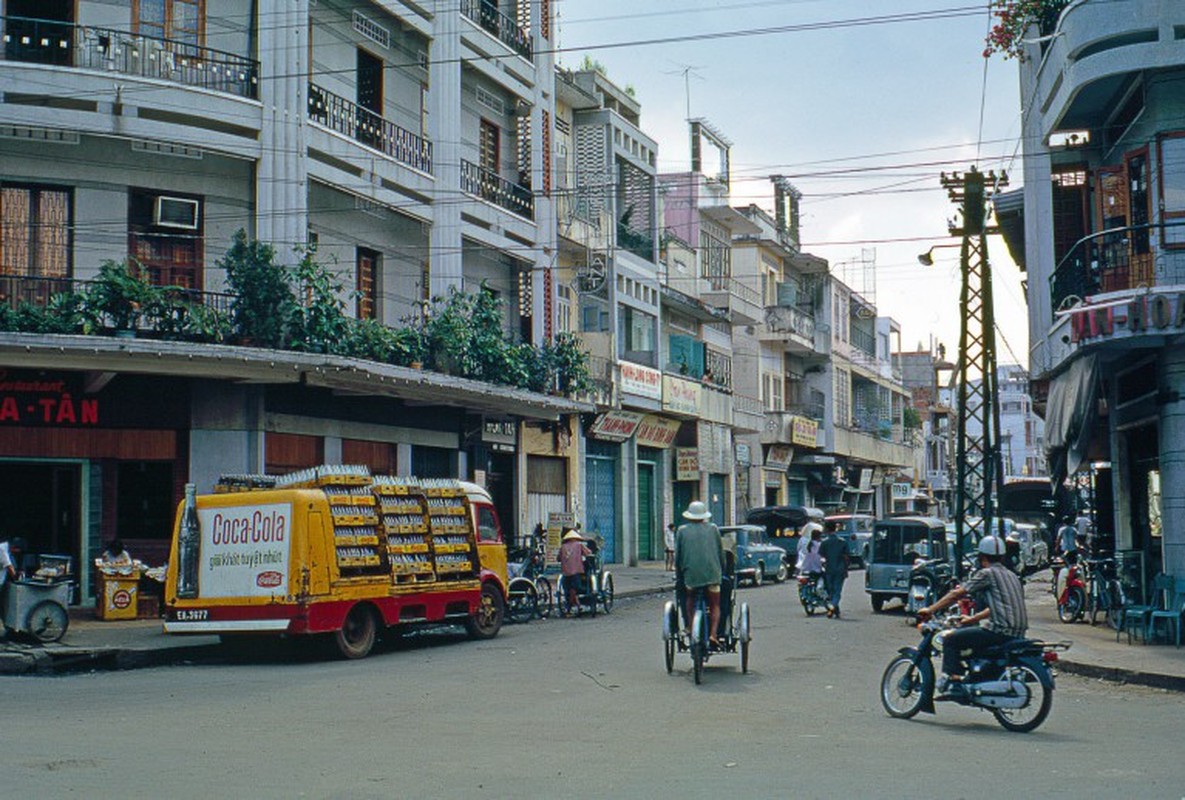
[675,521,724,589]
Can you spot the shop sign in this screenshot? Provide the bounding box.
[764,469,783,488]
[891,482,912,499]
[635,414,680,448]
[588,410,644,442]
[676,447,699,480]
[481,418,517,452]
[619,361,662,399]
[0,370,99,426]
[546,511,576,564]
[765,443,793,471]
[1071,291,1185,343]
[662,375,701,415]
[197,503,292,598]
[790,415,819,447]
[735,442,751,466]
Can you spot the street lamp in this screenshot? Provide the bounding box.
[917,242,962,266]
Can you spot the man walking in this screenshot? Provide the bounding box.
[818,523,849,619]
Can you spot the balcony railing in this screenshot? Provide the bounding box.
[1,16,259,99]
[0,274,234,317]
[1048,222,1185,312]
[459,0,532,60]
[764,303,815,342]
[616,222,654,262]
[461,159,534,220]
[308,83,432,174]
[702,274,761,307]
[787,401,826,422]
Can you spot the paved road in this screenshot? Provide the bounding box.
[4,578,1183,799]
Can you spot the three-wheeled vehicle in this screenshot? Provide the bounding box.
[2,555,73,643]
[865,517,948,613]
[745,505,824,566]
[662,549,752,684]
[557,537,614,617]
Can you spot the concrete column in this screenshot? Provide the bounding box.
[256,0,309,251]
[189,384,264,492]
[396,444,413,477]
[1160,347,1185,575]
[429,5,463,294]
[1110,376,1133,551]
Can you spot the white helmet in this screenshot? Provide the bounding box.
[977,535,1006,556]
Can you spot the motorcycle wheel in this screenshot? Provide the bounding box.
[1057,586,1085,624]
[880,655,934,719]
[992,665,1053,733]
[799,586,817,616]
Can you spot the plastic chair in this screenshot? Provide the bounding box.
[1146,577,1185,647]
[1120,574,1168,644]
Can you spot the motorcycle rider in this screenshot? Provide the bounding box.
[917,535,1028,695]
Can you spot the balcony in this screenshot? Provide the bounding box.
[833,425,914,468]
[0,16,258,99]
[461,159,534,220]
[1049,223,1185,313]
[459,0,532,60]
[0,274,234,321]
[732,393,765,434]
[308,83,432,174]
[761,303,816,352]
[701,275,762,325]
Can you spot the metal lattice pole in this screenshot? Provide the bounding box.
[945,167,1008,577]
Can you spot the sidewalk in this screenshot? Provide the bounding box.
[3,562,1183,687]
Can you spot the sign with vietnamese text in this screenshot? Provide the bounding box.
[635,414,681,448]
[197,503,292,598]
[588,410,644,442]
[790,415,819,447]
[0,370,99,426]
[765,443,793,471]
[891,482,912,499]
[662,375,701,415]
[1071,291,1185,343]
[676,447,700,481]
[619,361,662,399]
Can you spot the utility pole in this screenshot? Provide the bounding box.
[945,166,1008,577]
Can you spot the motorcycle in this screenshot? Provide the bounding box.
[797,571,829,616]
[1054,558,1087,623]
[903,557,954,623]
[880,614,1070,733]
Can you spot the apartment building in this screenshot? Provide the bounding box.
[0,0,588,598]
[998,0,1185,580]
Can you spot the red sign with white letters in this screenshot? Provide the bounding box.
[0,370,99,426]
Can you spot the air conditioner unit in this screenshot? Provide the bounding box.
[154,196,200,230]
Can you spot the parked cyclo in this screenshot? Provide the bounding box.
[556,535,614,617]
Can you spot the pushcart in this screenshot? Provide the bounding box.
[3,555,73,643]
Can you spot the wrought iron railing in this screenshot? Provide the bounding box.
[788,401,826,422]
[459,0,532,59]
[0,16,259,99]
[1044,222,1185,311]
[702,274,761,308]
[308,83,432,174]
[460,159,534,219]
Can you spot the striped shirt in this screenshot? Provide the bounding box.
[962,562,1028,637]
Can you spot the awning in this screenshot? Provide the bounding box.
[1044,354,1101,487]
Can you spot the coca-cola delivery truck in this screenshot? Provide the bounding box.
[163,467,508,659]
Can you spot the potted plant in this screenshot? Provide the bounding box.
[220,229,296,348]
[84,259,155,336]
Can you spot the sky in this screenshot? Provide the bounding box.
[555,0,1032,367]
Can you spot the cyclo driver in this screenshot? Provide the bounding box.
[675,501,725,647]
[916,535,1028,695]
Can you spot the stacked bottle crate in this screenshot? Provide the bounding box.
[279,465,384,574]
[422,479,479,580]
[373,476,435,583]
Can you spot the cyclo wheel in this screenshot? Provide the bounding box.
[992,665,1053,733]
[506,578,538,624]
[535,576,553,619]
[601,573,615,613]
[880,655,934,719]
[1104,580,1125,631]
[691,608,706,685]
[556,576,573,617]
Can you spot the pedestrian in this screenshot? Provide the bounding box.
[558,529,591,615]
[818,524,849,618]
[1074,509,1092,553]
[0,536,26,622]
[1056,515,1079,565]
[664,523,677,571]
[675,501,725,646]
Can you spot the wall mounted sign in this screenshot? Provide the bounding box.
[1071,291,1185,343]
[789,415,819,447]
[618,361,662,399]
[662,375,701,415]
[765,443,793,471]
[676,447,700,480]
[0,370,99,426]
[588,410,644,442]
[635,414,680,448]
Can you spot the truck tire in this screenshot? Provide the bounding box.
[465,582,505,639]
[334,604,377,659]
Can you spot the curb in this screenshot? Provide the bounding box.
[1057,659,1185,693]
[0,643,223,676]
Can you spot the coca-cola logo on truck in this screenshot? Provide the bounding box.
[209,508,287,545]
[256,571,283,588]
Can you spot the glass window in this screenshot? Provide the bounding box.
[480,119,500,173]
[477,506,500,542]
[1160,133,1185,247]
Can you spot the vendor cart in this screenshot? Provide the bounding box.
[3,555,73,643]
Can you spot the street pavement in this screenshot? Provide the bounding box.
[3,562,1184,686]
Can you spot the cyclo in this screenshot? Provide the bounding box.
[662,547,752,684]
[556,536,615,617]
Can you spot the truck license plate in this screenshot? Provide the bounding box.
[174,609,209,621]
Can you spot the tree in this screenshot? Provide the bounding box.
[984,0,1070,60]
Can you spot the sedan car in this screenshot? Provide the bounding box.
[720,525,788,587]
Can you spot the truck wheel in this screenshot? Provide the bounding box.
[465,582,505,640]
[334,604,377,659]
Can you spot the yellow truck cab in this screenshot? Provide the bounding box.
[163,467,509,659]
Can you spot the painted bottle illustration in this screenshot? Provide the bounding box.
[178,483,201,598]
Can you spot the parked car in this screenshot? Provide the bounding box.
[824,514,875,567]
[1008,523,1050,571]
[720,525,788,587]
[865,516,948,612]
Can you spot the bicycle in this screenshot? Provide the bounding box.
[1082,556,1124,630]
